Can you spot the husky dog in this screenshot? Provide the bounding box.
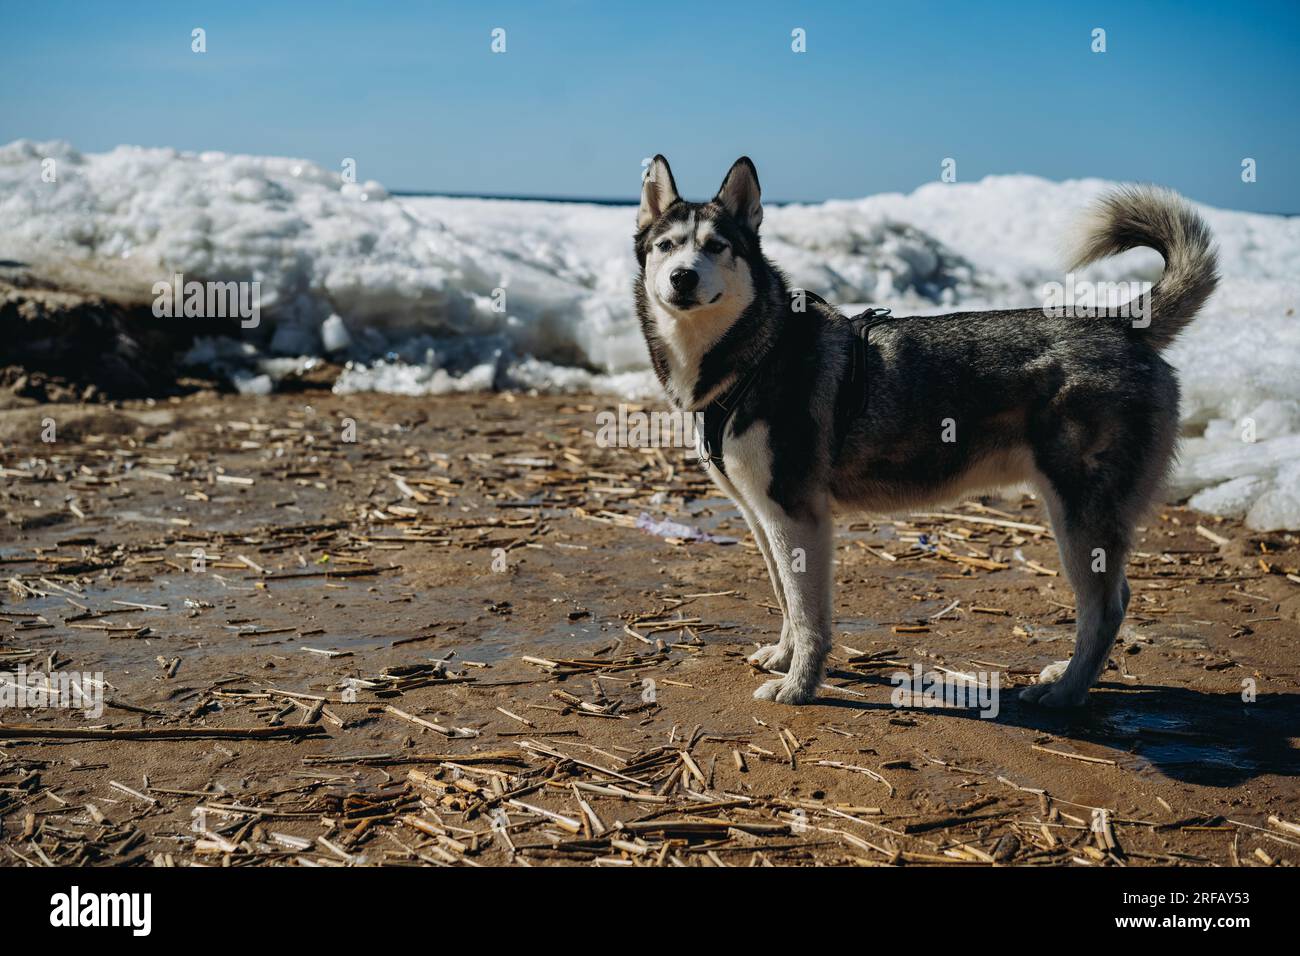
[633,155,1217,706]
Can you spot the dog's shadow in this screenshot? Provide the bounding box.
[817,672,1298,788]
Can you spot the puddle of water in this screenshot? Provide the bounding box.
[473,618,619,663]
[465,609,754,665]
[1099,706,1258,775]
[108,510,185,527]
[836,618,886,635]
[0,568,419,674]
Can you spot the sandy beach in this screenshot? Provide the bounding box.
[3,367,1298,866]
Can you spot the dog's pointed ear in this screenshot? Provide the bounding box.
[638,155,680,230]
[714,156,762,231]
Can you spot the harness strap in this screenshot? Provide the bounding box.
[697,362,760,474]
[834,307,894,455]
[697,296,896,476]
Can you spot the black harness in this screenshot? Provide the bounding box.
[696,292,898,476]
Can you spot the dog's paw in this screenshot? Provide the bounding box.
[1037,660,1071,684]
[1020,682,1089,708]
[748,643,793,671]
[1020,661,1089,709]
[753,676,817,705]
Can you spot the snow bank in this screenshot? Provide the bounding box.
[2,140,1298,528]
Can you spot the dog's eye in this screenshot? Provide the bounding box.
[655,239,674,252]
[703,239,728,255]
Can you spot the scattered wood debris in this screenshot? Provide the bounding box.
[0,392,1293,868]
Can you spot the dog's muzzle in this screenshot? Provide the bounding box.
[669,268,699,293]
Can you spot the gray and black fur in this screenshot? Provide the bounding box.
[633,155,1218,707]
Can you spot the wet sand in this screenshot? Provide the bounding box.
[1,389,1298,866]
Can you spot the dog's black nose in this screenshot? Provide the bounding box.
[670,268,699,293]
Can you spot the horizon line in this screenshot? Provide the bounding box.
[389,187,1299,217]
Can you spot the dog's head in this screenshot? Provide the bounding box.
[634,155,764,321]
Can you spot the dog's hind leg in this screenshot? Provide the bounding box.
[738,500,794,671]
[747,496,833,705]
[1022,406,1172,707]
[1021,481,1131,708]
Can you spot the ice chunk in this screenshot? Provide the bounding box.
[320,313,352,353]
[1188,475,1268,519]
[1246,463,1300,531]
[232,372,273,396]
[269,320,320,356]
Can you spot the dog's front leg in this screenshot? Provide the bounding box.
[735,500,793,671]
[747,496,832,705]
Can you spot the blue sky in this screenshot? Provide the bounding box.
[2,0,1297,212]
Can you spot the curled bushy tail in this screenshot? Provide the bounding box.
[1068,185,1219,351]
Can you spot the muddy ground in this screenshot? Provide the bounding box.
[1,388,1298,867]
